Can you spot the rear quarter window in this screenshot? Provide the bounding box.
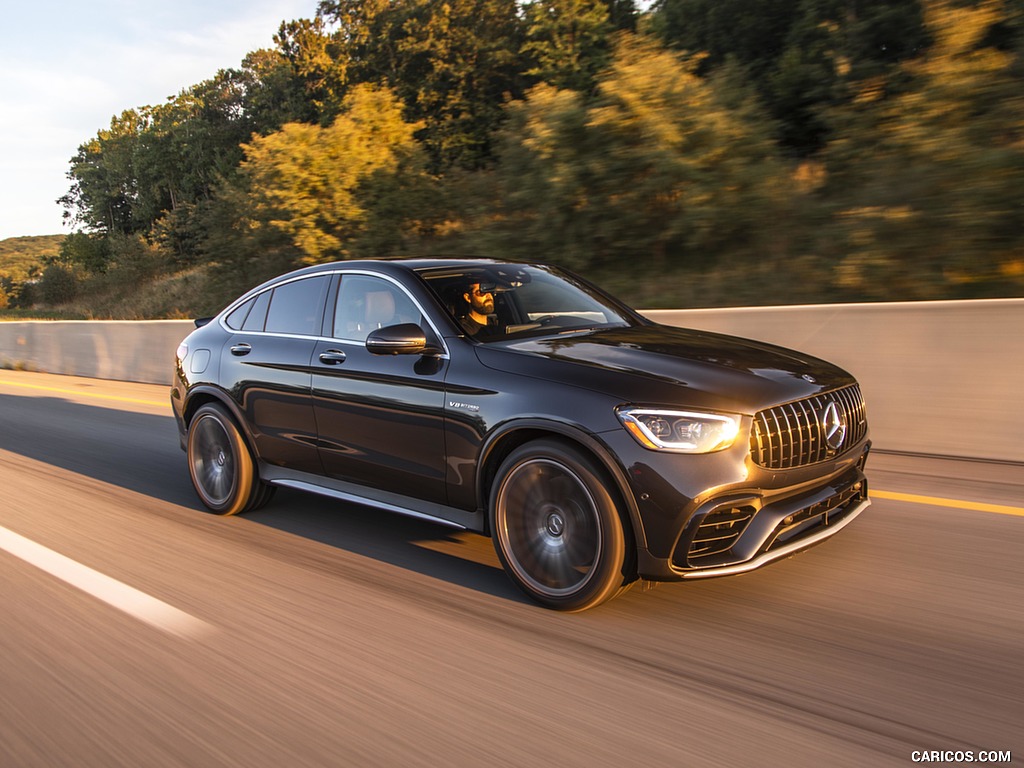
[224,298,254,330]
[242,291,271,331]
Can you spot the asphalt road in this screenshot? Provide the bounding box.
[0,370,1021,768]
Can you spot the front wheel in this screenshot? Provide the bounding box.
[187,403,267,515]
[490,439,629,611]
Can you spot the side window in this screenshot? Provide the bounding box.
[241,290,271,332]
[264,276,329,336]
[333,275,424,342]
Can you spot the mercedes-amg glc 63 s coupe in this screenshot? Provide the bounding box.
[172,259,870,611]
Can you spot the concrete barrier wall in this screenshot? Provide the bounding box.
[0,320,193,387]
[2,299,1022,462]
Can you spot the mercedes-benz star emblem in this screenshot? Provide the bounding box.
[822,401,848,451]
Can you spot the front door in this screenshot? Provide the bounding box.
[312,274,449,505]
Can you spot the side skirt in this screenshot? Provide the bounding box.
[258,464,484,532]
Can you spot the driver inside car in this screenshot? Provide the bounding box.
[459,282,496,336]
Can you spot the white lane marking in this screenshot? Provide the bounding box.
[0,525,212,639]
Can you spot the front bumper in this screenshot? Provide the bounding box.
[672,461,869,578]
[618,427,871,582]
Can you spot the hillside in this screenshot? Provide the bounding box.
[0,235,64,280]
[0,235,65,312]
[0,234,219,320]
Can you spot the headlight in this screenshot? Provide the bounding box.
[617,407,741,453]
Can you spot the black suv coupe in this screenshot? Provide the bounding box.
[172,259,870,611]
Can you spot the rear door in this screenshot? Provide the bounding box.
[221,275,330,473]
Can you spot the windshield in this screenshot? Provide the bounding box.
[418,263,641,342]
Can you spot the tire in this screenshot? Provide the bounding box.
[490,439,629,611]
[248,482,277,512]
[186,403,265,515]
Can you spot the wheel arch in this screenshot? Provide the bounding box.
[477,420,648,556]
[182,386,254,448]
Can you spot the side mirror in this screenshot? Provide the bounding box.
[366,323,442,356]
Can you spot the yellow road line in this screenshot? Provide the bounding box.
[873,489,1024,517]
[0,378,167,408]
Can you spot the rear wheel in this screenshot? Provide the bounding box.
[187,403,268,515]
[490,439,629,611]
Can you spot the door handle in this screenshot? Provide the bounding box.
[230,343,252,356]
[319,349,347,365]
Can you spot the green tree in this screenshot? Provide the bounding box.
[648,0,928,153]
[521,0,615,93]
[318,0,527,169]
[480,35,789,270]
[274,17,350,123]
[59,46,323,273]
[604,0,639,32]
[60,109,149,234]
[59,232,111,274]
[61,73,253,240]
[235,47,320,133]
[824,0,1024,298]
[39,263,79,304]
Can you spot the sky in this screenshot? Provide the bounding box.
[0,0,315,241]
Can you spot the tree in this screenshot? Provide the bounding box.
[318,0,527,169]
[235,47,319,134]
[225,85,428,268]
[59,232,110,274]
[61,70,255,239]
[39,263,79,304]
[60,109,149,234]
[274,17,350,123]
[521,0,615,93]
[648,0,928,153]
[823,0,1024,298]
[481,35,789,270]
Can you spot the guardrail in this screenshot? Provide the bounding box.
[2,299,1022,462]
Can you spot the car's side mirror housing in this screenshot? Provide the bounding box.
[366,323,442,356]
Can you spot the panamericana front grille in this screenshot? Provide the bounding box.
[750,384,867,469]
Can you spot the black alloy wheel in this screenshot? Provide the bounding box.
[187,403,272,515]
[490,439,628,611]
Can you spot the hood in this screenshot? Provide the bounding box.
[475,324,856,414]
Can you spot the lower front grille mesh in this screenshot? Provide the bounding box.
[768,483,864,549]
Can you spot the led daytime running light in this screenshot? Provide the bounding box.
[618,408,740,454]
